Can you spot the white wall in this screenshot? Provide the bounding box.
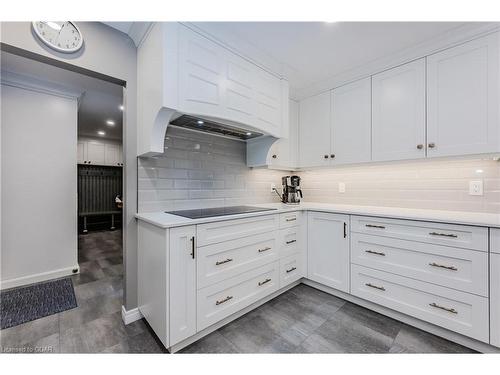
[0,22,138,309]
[1,84,78,288]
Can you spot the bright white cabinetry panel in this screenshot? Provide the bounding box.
[299,91,331,168]
[169,225,197,346]
[427,33,499,157]
[331,77,372,165]
[372,58,426,162]
[351,264,489,343]
[307,212,350,292]
[268,99,299,169]
[78,139,123,166]
[77,141,85,164]
[491,253,500,347]
[86,142,106,165]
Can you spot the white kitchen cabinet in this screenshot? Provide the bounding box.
[307,212,350,292]
[331,77,372,165]
[169,225,197,346]
[78,138,123,166]
[427,33,499,157]
[104,143,121,166]
[86,142,106,165]
[77,141,85,164]
[491,253,500,347]
[372,58,426,162]
[268,99,299,169]
[299,91,331,168]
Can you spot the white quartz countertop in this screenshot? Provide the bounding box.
[135,202,500,229]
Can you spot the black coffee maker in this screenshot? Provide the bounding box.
[275,175,303,204]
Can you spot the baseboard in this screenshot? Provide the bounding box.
[122,305,143,325]
[0,265,80,290]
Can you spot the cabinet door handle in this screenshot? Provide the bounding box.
[365,224,386,229]
[344,222,347,238]
[272,154,277,159]
[429,302,457,314]
[258,246,271,253]
[428,142,436,148]
[330,154,335,159]
[258,278,272,286]
[416,144,424,150]
[286,217,297,222]
[286,267,297,273]
[324,154,329,159]
[215,296,233,306]
[365,250,386,256]
[365,283,386,291]
[429,231,458,238]
[286,239,297,245]
[429,262,458,271]
[190,236,195,259]
[215,258,233,266]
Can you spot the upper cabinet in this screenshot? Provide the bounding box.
[372,58,426,162]
[138,23,289,156]
[331,77,372,165]
[267,100,299,170]
[299,91,331,168]
[427,33,499,158]
[78,139,123,167]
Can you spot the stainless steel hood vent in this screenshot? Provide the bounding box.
[169,115,263,141]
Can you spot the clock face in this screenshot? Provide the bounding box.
[32,21,83,53]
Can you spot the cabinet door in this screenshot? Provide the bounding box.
[178,26,225,118]
[268,99,298,169]
[372,58,426,162]
[331,77,372,165]
[307,212,350,292]
[254,69,283,136]
[77,141,86,164]
[169,225,197,346]
[491,253,500,348]
[104,144,120,166]
[86,142,106,165]
[299,91,331,167]
[427,33,499,157]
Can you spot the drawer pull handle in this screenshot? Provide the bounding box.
[286,239,297,245]
[286,217,297,222]
[429,302,458,314]
[365,224,386,229]
[286,267,297,273]
[258,247,271,253]
[365,250,386,256]
[365,283,386,291]
[429,262,458,271]
[215,258,233,266]
[429,232,458,238]
[215,296,233,306]
[258,278,272,286]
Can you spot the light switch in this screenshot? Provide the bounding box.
[338,182,346,193]
[469,180,483,196]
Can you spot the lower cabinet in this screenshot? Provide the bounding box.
[169,225,197,346]
[307,212,350,293]
[491,253,500,348]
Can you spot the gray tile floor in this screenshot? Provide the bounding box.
[0,230,477,354]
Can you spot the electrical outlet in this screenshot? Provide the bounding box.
[469,180,483,196]
[271,183,276,193]
[338,182,346,193]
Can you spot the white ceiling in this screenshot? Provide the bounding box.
[1,52,123,140]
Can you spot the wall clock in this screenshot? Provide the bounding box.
[32,22,83,53]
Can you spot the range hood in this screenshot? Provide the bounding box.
[170,115,264,141]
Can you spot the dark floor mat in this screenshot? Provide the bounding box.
[0,278,77,329]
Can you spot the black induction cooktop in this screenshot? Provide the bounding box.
[165,205,276,219]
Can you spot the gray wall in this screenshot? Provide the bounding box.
[138,127,286,212]
[0,22,138,309]
[1,84,78,287]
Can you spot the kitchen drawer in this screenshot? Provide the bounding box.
[280,253,303,287]
[351,264,489,343]
[197,214,278,247]
[491,228,500,254]
[197,232,278,289]
[351,233,488,296]
[279,226,300,258]
[351,215,488,251]
[279,211,301,228]
[197,261,280,330]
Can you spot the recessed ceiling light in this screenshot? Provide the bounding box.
[97,131,106,136]
[119,105,124,111]
[197,120,204,125]
[246,132,252,136]
[106,120,115,126]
